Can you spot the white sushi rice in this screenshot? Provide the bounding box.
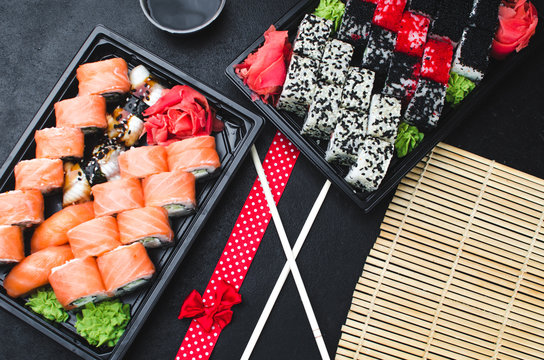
[345,137,394,192]
[129,65,151,87]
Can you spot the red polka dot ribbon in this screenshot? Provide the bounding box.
[175,131,300,360]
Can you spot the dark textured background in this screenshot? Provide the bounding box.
[1,0,543,359]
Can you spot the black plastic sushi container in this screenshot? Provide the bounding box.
[0,25,264,360]
[225,0,544,212]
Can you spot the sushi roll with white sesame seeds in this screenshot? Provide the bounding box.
[319,39,354,85]
[367,94,402,143]
[341,67,375,112]
[277,54,318,117]
[301,84,343,139]
[325,109,368,166]
[345,137,394,192]
[293,14,333,60]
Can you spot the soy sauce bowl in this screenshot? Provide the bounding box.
[140,0,226,34]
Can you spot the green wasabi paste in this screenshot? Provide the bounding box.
[25,288,69,323]
[75,300,131,347]
[446,73,476,107]
[395,122,424,158]
[314,0,346,31]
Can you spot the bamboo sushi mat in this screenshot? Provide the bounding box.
[336,142,544,360]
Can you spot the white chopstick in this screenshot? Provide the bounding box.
[241,177,331,360]
[249,145,330,360]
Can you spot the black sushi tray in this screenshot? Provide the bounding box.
[225,0,544,213]
[0,25,264,360]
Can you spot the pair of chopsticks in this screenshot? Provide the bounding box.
[244,146,331,360]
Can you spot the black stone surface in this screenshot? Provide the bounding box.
[1,1,544,360]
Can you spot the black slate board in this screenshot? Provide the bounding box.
[0,25,264,360]
[225,0,544,212]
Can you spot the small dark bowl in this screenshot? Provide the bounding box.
[140,0,226,34]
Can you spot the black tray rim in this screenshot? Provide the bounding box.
[225,0,544,213]
[0,24,265,360]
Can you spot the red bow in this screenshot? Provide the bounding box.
[178,280,242,332]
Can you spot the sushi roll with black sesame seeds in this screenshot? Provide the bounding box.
[345,137,394,192]
[383,52,421,102]
[468,0,501,31]
[319,39,354,85]
[336,0,376,47]
[129,65,166,107]
[361,25,397,75]
[277,55,318,117]
[367,94,402,143]
[404,78,447,131]
[408,0,439,19]
[293,14,333,60]
[325,109,369,166]
[341,67,375,112]
[301,84,343,139]
[451,26,494,82]
[429,0,473,45]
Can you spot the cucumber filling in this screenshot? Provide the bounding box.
[118,279,148,294]
[71,296,97,307]
[192,169,210,178]
[141,237,161,248]
[164,204,186,212]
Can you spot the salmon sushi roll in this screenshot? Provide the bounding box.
[97,243,155,296]
[77,58,131,96]
[54,95,107,133]
[30,202,95,253]
[0,189,44,227]
[67,216,121,258]
[0,225,24,264]
[117,207,173,248]
[63,162,92,207]
[35,127,84,160]
[14,158,64,194]
[92,177,144,217]
[3,245,74,298]
[142,170,196,216]
[118,146,169,179]
[166,137,221,179]
[167,135,216,153]
[49,257,108,310]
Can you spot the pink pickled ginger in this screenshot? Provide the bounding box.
[235,25,292,104]
[142,85,223,146]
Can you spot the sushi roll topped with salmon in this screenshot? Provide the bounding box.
[14,158,64,194]
[166,136,221,179]
[117,206,173,248]
[0,225,24,265]
[34,127,84,160]
[67,216,121,258]
[77,58,131,96]
[0,189,44,227]
[49,257,108,310]
[97,243,155,297]
[142,169,196,216]
[118,145,169,179]
[54,95,107,133]
[91,177,145,217]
